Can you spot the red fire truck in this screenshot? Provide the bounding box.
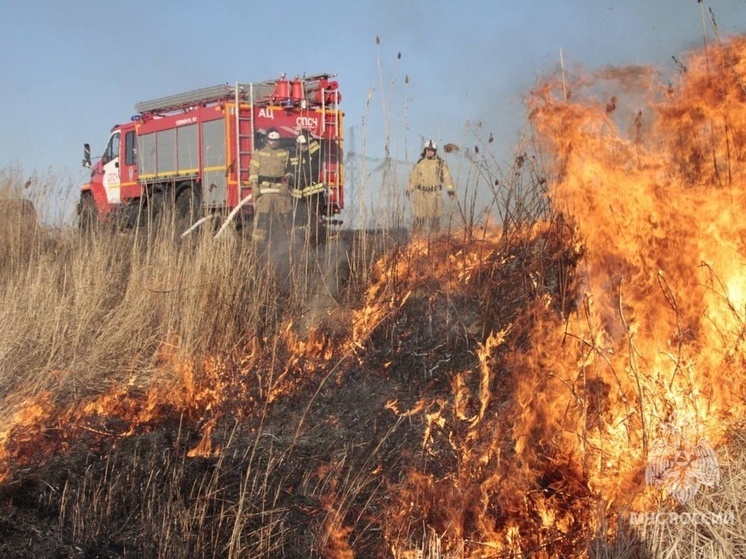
[79,73,344,233]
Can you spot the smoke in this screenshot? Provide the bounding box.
[258,224,353,336]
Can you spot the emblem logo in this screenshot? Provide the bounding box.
[645,425,720,504]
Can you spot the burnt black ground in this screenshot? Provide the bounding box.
[0,222,621,559]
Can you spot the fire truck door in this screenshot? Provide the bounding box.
[101,131,122,205]
[118,130,139,201]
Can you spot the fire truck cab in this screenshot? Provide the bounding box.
[79,74,344,233]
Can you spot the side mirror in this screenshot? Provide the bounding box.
[83,143,91,168]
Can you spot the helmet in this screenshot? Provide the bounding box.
[267,129,280,140]
[296,134,307,144]
[423,139,437,151]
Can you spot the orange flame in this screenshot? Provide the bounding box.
[381,35,746,557]
[525,36,746,495]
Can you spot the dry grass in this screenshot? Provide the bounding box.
[0,209,272,404]
[0,165,744,558]
[2,143,745,557]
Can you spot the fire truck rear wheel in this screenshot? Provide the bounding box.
[174,187,199,234]
[149,190,164,224]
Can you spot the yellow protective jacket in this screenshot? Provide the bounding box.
[408,156,454,193]
[249,145,290,185]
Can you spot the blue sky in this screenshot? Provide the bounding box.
[1,0,745,223]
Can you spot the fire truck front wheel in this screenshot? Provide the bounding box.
[79,193,98,231]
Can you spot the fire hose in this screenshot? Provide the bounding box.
[180,215,216,238]
[214,193,253,239]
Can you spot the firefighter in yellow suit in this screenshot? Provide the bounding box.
[407,140,455,232]
[249,128,292,240]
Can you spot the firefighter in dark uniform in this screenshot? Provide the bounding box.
[407,139,455,232]
[249,128,292,240]
[290,130,323,237]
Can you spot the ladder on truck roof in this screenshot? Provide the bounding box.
[134,82,274,114]
[235,82,255,188]
[134,74,337,115]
